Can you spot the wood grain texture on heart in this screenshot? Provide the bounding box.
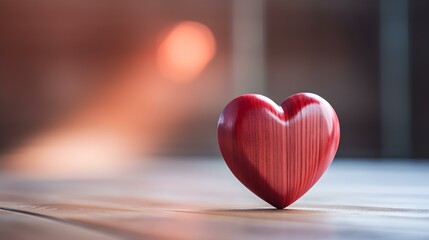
[218,93,340,209]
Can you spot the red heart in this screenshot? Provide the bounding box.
[218,93,340,209]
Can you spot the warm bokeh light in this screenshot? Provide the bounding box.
[0,22,220,179]
[2,130,137,178]
[157,21,217,83]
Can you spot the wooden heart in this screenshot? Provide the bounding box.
[218,93,340,209]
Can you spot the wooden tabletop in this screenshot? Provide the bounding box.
[0,158,428,240]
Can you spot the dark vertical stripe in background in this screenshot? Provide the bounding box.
[380,0,411,158]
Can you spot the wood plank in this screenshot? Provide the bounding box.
[0,159,428,239]
[0,209,121,240]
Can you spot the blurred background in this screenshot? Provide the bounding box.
[0,0,428,177]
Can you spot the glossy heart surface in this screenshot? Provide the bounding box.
[218,93,340,209]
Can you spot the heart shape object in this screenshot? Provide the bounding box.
[218,93,340,209]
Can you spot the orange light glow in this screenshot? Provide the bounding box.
[157,21,216,83]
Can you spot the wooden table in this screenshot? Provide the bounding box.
[1,158,428,239]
